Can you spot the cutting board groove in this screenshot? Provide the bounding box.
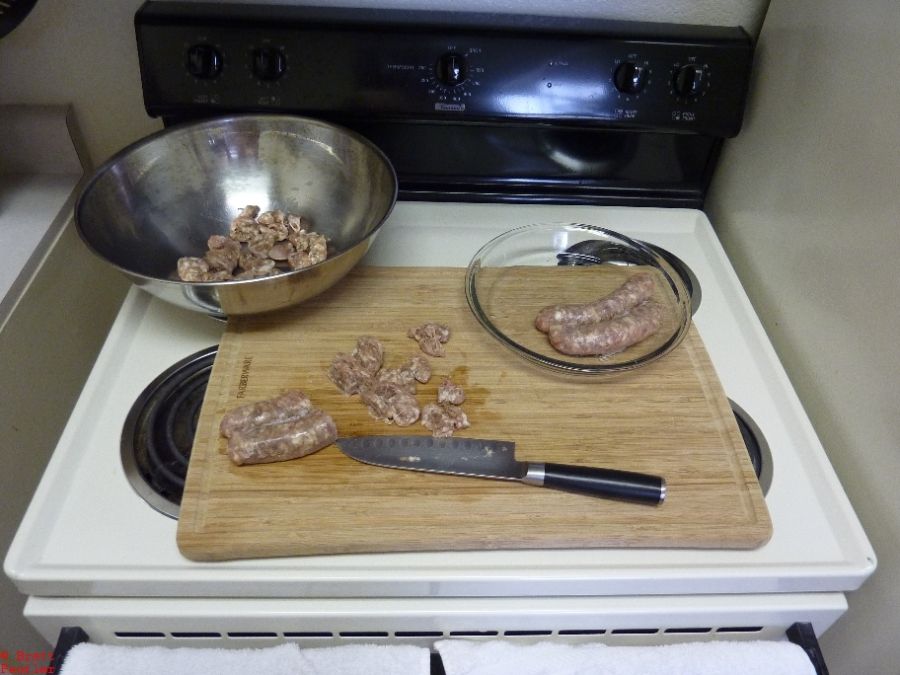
[177,266,771,561]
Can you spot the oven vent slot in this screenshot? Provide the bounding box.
[395,632,444,638]
[338,631,390,638]
[113,631,166,639]
[284,631,334,638]
[227,632,278,639]
[169,632,222,639]
[111,625,768,643]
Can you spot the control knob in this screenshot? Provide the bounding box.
[673,64,706,98]
[435,52,468,87]
[186,44,222,79]
[613,62,648,95]
[252,47,287,82]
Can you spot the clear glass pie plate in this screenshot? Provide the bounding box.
[465,223,693,379]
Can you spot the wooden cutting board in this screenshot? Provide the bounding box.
[177,266,771,561]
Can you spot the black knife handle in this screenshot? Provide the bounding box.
[523,463,666,505]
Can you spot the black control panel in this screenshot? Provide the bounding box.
[136,3,753,138]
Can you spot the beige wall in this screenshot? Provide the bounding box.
[0,0,159,167]
[706,0,900,671]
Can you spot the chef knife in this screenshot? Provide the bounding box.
[335,435,665,505]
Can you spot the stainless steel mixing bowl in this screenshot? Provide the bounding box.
[75,115,397,317]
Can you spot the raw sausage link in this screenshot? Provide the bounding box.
[219,390,314,438]
[548,300,664,357]
[535,271,656,333]
[227,409,338,465]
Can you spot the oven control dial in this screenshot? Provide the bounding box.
[672,63,709,99]
[613,61,649,94]
[435,52,468,87]
[186,44,223,79]
[252,47,287,81]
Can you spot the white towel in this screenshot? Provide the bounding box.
[297,643,432,675]
[435,639,817,675]
[59,641,430,675]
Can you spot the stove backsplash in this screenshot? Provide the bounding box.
[135,1,754,207]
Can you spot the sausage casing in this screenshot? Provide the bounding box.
[535,271,656,333]
[548,300,664,357]
[219,390,314,438]
[227,409,338,465]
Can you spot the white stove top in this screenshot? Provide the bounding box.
[5,202,875,600]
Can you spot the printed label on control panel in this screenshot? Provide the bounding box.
[435,102,466,112]
[616,108,639,120]
[672,110,697,122]
[192,93,220,104]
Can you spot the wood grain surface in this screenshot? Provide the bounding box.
[177,266,772,561]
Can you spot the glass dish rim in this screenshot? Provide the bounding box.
[464,222,693,378]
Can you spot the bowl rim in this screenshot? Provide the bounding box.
[464,222,693,378]
[73,113,398,289]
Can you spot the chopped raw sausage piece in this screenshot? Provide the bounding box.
[329,335,434,426]
[286,231,329,270]
[227,409,337,465]
[355,355,426,426]
[534,271,656,333]
[437,377,465,405]
[408,322,451,357]
[176,256,210,282]
[352,336,385,376]
[421,402,470,438]
[229,211,265,243]
[373,366,417,393]
[403,355,432,384]
[548,300,664,357]
[422,377,468,437]
[255,210,290,240]
[328,336,386,395]
[268,241,293,261]
[205,235,241,274]
[360,381,421,427]
[219,390,314,438]
[176,204,328,281]
[238,204,260,219]
[328,353,374,396]
[237,249,277,278]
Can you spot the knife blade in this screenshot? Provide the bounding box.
[335,435,665,505]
